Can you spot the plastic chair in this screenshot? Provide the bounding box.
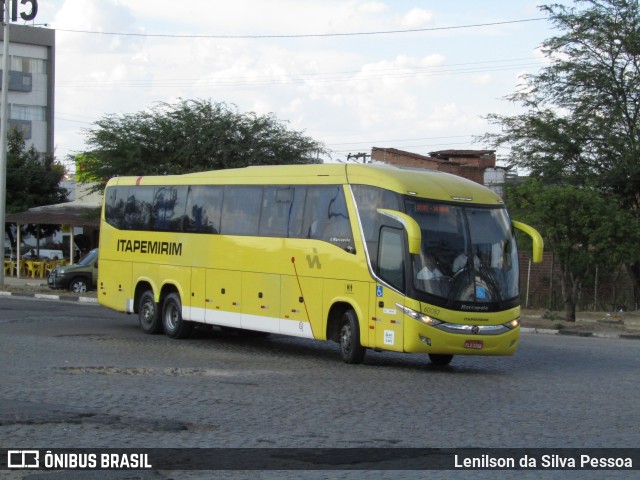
[26,260,42,278]
[44,260,57,277]
[3,259,13,276]
[35,261,44,278]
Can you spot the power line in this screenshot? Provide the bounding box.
[329,139,482,154]
[54,57,541,90]
[55,116,93,125]
[328,134,474,147]
[54,18,546,39]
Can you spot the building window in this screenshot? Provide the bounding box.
[11,105,45,122]
[10,56,46,74]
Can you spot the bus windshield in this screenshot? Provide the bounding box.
[405,200,519,304]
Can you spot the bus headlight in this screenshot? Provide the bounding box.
[503,318,520,330]
[396,304,443,326]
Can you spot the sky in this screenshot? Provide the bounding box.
[30,0,565,169]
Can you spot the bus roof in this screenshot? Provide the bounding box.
[107,163,503,205]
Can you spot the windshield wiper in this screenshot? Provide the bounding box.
[478,263,502,302]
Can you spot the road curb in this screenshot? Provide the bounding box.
[521,326,640,340]
[0,290,98,304]
[2,292,638,339]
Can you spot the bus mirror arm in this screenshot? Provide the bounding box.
[377,209,422,255]
[512,220,544,263]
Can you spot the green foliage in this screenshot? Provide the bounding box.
[5,129,67,213]
[484,0,640,200]
[508,180,640,272]
[484,109,593,185]
[483,0,640,311]
[75,99,326,191]
[507,179,640,318]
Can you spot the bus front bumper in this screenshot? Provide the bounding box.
[404,322,520,356]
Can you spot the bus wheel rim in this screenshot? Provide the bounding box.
[340,324,352,354]
[166,304,178,330]
[141,303,153,324]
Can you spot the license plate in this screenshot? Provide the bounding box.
[464,340,484,350]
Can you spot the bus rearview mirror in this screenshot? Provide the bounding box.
[512,220,544,263]
[377,209,422,255]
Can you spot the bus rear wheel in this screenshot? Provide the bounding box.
[428,354,453,366]
[138,290,162,334]
[162,293,193,339]
[339,309,366,364]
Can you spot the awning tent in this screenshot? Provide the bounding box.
[4,183,102,271]
[6,205,100,228]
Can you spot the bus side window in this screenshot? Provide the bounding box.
[221,186,263,236]
[185,185,223,233]
[377,227,405,292]
[303,186,354,251]
[352,185,402,266]
[260,187,287,237]
[105,186,127,230]
[123,186,154,230]
[287,187,306,238]
[151,186,188,232]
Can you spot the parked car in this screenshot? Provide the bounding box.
[48,248,98,293]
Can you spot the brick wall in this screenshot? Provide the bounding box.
[371,148,443,170]
[370,147,495,185]
[519,252,635,311]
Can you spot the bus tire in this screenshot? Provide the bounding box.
[339,309,366,364]
[138,290,162,334]
[162,292,193,339]
[428,354,453,366]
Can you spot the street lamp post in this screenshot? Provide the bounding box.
[0,0,11,285]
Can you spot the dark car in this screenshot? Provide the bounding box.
[48,248,98,293]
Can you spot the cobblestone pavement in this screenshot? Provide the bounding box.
[1,297,639,479]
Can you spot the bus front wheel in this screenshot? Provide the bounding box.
[162,293,193,339]
[339,309,366,364]
[138,290,162,334]
[428,354,453,366]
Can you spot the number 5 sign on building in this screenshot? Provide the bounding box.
[1,0,38,22]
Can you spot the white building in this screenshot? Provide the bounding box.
[0,24,55,154]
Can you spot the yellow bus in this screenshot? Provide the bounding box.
[98,164,543,365]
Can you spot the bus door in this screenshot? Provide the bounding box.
[369,226,406,352]
[370,283,405,352]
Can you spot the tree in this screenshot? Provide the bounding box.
[75,99,326,191]
[507,180,640,320]
[6,129,67,213]
[4,128,68,248]
[483,0,640,300]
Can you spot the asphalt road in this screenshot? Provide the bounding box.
[1,297,639,479]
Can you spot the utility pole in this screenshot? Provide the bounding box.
[0,0,11,286]
[346,152,371,163]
